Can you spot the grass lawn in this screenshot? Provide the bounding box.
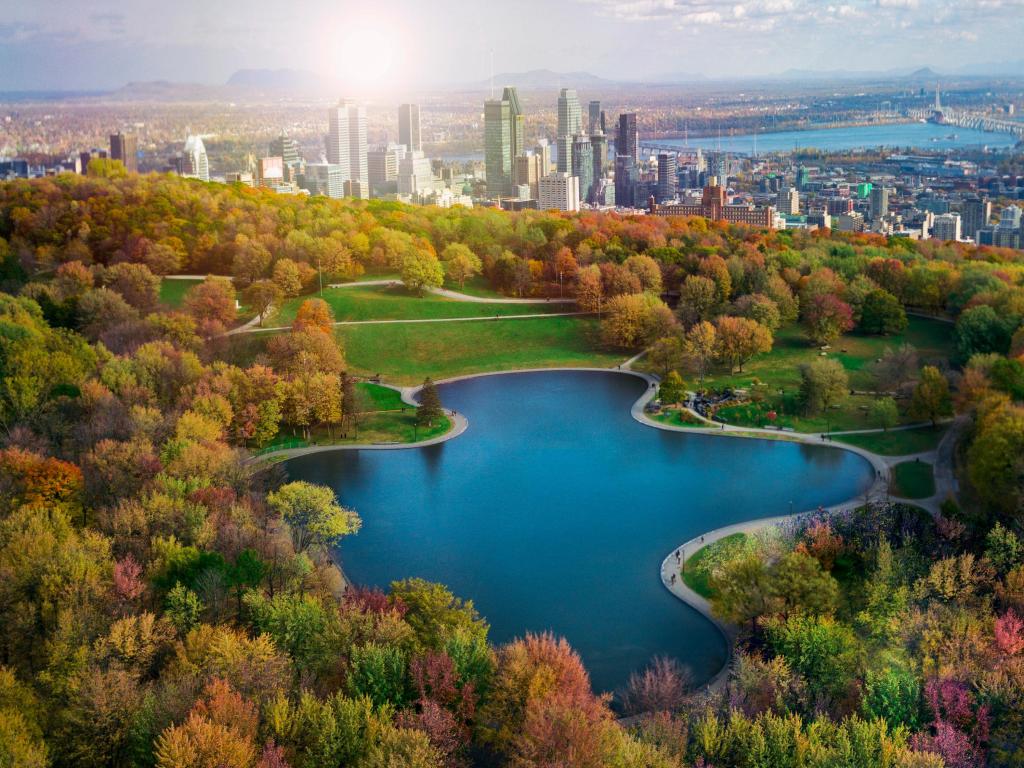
[682,533,749,599]
[258,412,451,454]
[339,316,623,384]
[834,426,946,456]
[276,284,567,325]
[159,277,203,308]
[357,382,405,411]
[890,460,936,499]
[701,316,953,433]
[444,274,511,299]
[651,407,713,428]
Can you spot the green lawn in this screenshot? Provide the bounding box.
[834,426,946,456]
[682,533,749,599]
[444,274,511,299]
[890,460,936,499]
[339,316,623,384]
[357,382,405,411]
[700,317,953,433]
[276,284,567,325]
[159,277,203,308]
[258,412,451,454]
[651,407,713,429]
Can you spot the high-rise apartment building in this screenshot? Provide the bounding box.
[615,155,638,209]
[514,153,545,199]
[368,143,404,197]
[657,153,677,203]
[109,132,138,173]
[961,196,992,241]
[484,97,513,196]
[504,87,525,161]
[326,100,368,198]
[931,213,962,242]
[181,135,209,182]
[616,113,639,165]
[300,163,345,198]
[777,187,799,215]
[269,134,301,167]
[398,150,435,197]
[588,101,602,134]
[398,103,421,152]
[534,140,552,178]
[556,89,582,173]
[539,172,580,212]
[591,132,608,189]
[869,186,890,220]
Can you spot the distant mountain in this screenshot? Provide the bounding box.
[226,68,339,93]
[904,67,941,81]
[473,69,616,90]
[108,80,227,101]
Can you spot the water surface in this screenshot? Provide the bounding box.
[287,371,873,692]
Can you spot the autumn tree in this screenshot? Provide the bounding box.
[802,293,854,345]
[683,321,717,387]
[292,298,335,334]
[574,265,604,312]
[714,316,773,372]
[243,280,283,327]
[799,358,849,416]
[676,275,719,326]
[184,277,237,333]
[658,371,686,405]
[440,244,482,289]
[600,293,676,349]
[909,366,952,425]
[402,251,445,295]
[267,481,361,554]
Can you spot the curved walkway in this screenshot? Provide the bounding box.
[330,279,576,304]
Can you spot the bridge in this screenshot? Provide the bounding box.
[907,108,1024,140]
[637,143,749,160]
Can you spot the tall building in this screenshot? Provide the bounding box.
[398,103,421,152]
[484,97,513,196]
[591,132,608,189]
[504,87,525,161]
[109,132,138,173]
[931,213,962,242]
[534,140,552,177]
[514,153,544,199]
[657,153,677,203]
[398,150,435,197]
[777,187,799,215]
[326,99,368,197]
[960,196,991,241]
[269,134,301,167]
[869,186,890,220]
[257,156,284,188]
[588,100,602,134]
[368,143,404,197]
[795,165,810,191]
[556,89,582,173]
[616,113,639,165]
[571,135,593,204]
[181,135,209,182]
[615,155,638,209]
[539,172,580,212]
[300,163,345,198]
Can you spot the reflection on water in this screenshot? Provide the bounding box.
[287,371,874,692]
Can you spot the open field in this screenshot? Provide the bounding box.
[339,316,623,384]
[890,460,936,499]
[159,276,203,308]
[834,425,947,455]
[702,317,952,433]
[276,284,567,325]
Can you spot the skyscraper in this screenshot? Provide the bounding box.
[591,132,608,189]
[270,134,301,167]
[617,113,639,165]
[504,87,525,161]
[398,104,421,152]
[571,135,593,204]
[870,186,890,220]
[182,135,209,182]
[368,143,404,197]
[485,96,513,197]
[657,153,677,203]
[556,89,582,173]
[961,196,991,241]
[614,155,637,209]
[588,100,602,134]
[109,132,138,173]
[326,99,368,198]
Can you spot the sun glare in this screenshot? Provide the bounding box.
[332,26,396,87]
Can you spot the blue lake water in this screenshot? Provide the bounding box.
[286,371,874,692]
[440,121,1018,161]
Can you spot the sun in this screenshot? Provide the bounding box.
[333,26,396,87]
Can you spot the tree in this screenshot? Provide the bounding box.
[440,244,481,289]
[768,550,840,618]
[863,664,922,730]
[416,379,444,430]
[683,321,717,387]
[166,583,204,634]
[873,344,919,393]
[102,262,161,310]
[292,298,335,334]
[954,304,1012,364]
[601,293,676,349]
[389,578,488,650]
[271,258,305,297]
[574,265,604,313]
[714,316,773,372]
[658,371,686,405]
[647,335,685,377]
[621,656,690,715]
[869,397,899,431]
[802,293,854,345]
[764,614,862,706]
[859,289,907,335]
[402,251,444,295]
[909,366,952,425]
[676,275,718,326]
[242,280,283,327]
[624,254,663,293]
[184,277,236,331]
[709,553,772,630]
[346,643,410,708]
[734,293,782,331]
[799,358,849,416]
[266,481,361,554]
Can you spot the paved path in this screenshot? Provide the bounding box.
[229,310,590,335]
[329,279,576,305]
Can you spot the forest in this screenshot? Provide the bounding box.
[1,171,1024,766]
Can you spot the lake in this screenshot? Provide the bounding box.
[286,371,874,693]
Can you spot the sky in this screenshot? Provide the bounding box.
[1,0,1023,91]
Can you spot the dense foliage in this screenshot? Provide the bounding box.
[0,173,1023,765]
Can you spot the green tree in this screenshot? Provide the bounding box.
[389,578,489,650]
[868,397,899,431]
[244,593,336,678]
[859,289,907,335]
[908,366,951,425]
[986,522,1023,574]
[684,321,717,388]
[346,643,409,708]
[416,378,444,428]
[954,304,1012,364]
[709,553,772,630]
[798,358,849,416]
[862,663,921,729]
[676,275,718,325]
[267,481,361,554]
[165,583,204,634]
[659,371,686,405]
[768,551,840,618]
[647,334,686,377]
[242,279,283,327]
[440,243,482,289]
[765,615,862,705]
[401,251,444,295]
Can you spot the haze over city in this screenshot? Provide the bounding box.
[4,0,1024,91]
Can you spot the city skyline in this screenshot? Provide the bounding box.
[3,0,1024,92]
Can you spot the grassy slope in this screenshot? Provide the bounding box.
[682,532,748,599]
[708,317,953,433]
[159,277,203,308]
[276,284,567,325]
[339,316,623,385]
[891,460,936,499]
[834,426,947,456]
